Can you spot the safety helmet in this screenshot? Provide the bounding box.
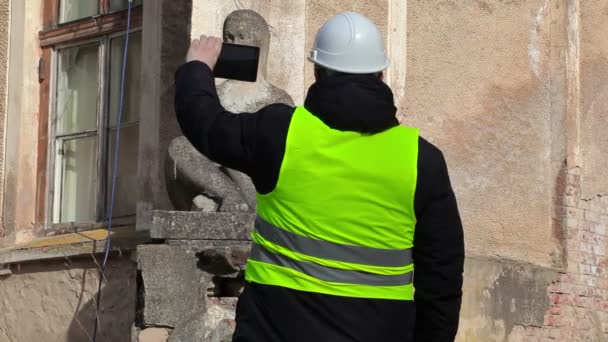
[309,11,389,74]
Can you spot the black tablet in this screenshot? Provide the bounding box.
[214,43,260,82]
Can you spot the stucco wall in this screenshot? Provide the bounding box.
[3,0,42,243]
[404,0,557,266]
[0,0,10,238]
[0,257,136,342]
[579,0,608,199]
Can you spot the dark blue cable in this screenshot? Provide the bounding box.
[93,1,133,340]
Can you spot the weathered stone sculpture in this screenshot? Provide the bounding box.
[166,9,294,213]
[149,10,294,342]
[218,10,294,110]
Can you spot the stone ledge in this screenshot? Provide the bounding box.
[0,226,146,265]
[151,211,255,240]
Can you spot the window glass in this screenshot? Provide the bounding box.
[106,125,139,217]
[106,31,142,217]
[109,32,142,126]
[109,0,142,12]
[55,136,97,223]
[56,44,99,135]
[59,0,98,23]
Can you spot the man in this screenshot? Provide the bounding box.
[175,11,464,342]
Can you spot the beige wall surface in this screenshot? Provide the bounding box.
[0,257,136,342]
[2,0,41,243]
[579,0,608,200]
[403,0,557,266]
[0,0,10,238]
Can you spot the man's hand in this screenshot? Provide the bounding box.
[186,35,223,69]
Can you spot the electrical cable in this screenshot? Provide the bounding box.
[92,0,133,340]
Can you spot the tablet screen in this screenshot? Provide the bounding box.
[214,43,260,82]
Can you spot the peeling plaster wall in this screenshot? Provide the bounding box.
[457,257,558,341]
[0,257,136,342]
[403,0,557,266]
[2,0,42,243]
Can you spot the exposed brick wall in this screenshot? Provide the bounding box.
[508,169,607,341]
[541,169,608,341]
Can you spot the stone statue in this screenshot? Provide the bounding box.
[218,10,294,111]
[167,10,294,213]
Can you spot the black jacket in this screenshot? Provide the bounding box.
[175,61,465,342]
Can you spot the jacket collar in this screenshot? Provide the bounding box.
[303,75,399,134]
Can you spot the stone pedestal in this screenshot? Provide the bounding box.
[137,211,252,341]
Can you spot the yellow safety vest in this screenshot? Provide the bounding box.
[246,106,418,300]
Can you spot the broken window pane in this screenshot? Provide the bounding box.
[56,44,99,135]
[59,0,98,23]
[54,136,97,223]
[106,125,139,218]
[109,0,142,12]
[109,32,142,127]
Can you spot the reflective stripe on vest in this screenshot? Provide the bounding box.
[254,215,413,267]
[251,243,413,286]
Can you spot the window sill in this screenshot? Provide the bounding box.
[0,225,148,266]
[44,216,136,237]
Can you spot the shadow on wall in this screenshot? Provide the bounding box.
[61,256,137,342]
[0,256,136,341]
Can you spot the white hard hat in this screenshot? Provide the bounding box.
[309,11,389,74]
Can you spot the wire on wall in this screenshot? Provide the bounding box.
[92,0,134,340]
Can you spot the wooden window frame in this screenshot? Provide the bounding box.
[40,0,143,48]
[37,0,142,236]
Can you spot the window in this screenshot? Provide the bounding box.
[59,0,143,23]
[39,0,143,227]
